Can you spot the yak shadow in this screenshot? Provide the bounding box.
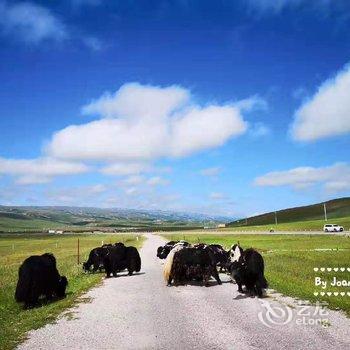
[170,278,224,288]
[116,271,145,277]
[105,271,145,278]
[232,289,269,300]
[21,295,67,310]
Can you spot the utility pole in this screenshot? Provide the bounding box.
[323,203,328,221]
[274,211,278,225]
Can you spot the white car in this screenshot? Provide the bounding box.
[323,224,344,232]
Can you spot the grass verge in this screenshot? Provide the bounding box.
[0,234,144,350]
[162,233,350,316]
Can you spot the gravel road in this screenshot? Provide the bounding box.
[18,233,350,350]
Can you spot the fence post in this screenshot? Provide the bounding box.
[77,238,80,265]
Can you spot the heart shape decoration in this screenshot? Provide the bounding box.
[320,268,325,272]
[340,268,345,272]
[327,268,332,272]
[340,292,345,296]
[313,292,319,296]
[347,268,350,272]
[327,292,332,296]
[333,292,339,296]
[334,268,339,272]
[313,267,319,272]
[320,292,325,296]
[347,292,350,296]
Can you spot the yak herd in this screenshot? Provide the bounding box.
[15,238,268,309]
[159,240,268,297]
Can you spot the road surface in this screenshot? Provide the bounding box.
[18,233,350,350]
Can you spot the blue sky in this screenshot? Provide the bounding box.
[0,0,349,218]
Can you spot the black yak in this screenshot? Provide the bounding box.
[192,243,229,272]
[15,253,68,308]
[228,244,268,297]
[157,240,189,259]
[104,245,141,277]
[207,244,230,272]
[157,241,178,259]
[166,245,222,286]
[83,246,110,272]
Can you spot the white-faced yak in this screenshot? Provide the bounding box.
[166,245,222,287]
[103,244,141,277]
[163,244,186,284]
[228,244,268,297]
[15,253,68,308]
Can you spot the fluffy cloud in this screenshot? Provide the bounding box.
[47,82,249,161]
[45,183,107,205]
[0,1,67,43]
[291,64,350,141]
[200,167,222,177]
[0,157,89,184]
[254,162,350,193]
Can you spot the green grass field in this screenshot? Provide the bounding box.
[228,197,350,229]
[223,216,350,231]
[0,234,144,350]
[162,233,350,316]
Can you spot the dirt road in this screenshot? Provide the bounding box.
[18,233,350,350]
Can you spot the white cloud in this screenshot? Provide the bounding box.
[45,183,107,205]
[101,162,151,176]
[0,1,67,43]
[88,184,106,193]
[245,0,337,15]
[122,175,145,185]
[291,64,350,141]
[234,95,268,112]
[0,157,89,184]
[46,82,249,161]
[249,122,271,137]
[200,167,222,177]
[82,36,103,51]
[124,187,138,196]
[246,0,303,14]
[254,162,350,193]
[209,192,226,200]
[147,176,169,186]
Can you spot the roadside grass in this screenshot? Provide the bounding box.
[223,216,350,232]
[162,233,350,316]
[0,234,144,350]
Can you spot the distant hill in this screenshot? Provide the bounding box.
[228,197,350,228]
[0,206,232,233]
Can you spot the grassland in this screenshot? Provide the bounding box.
[162,233,350,316]
[0,209,204,233]
[224,216,350,232]
[0,233,144,350]
[228,197,350,230]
